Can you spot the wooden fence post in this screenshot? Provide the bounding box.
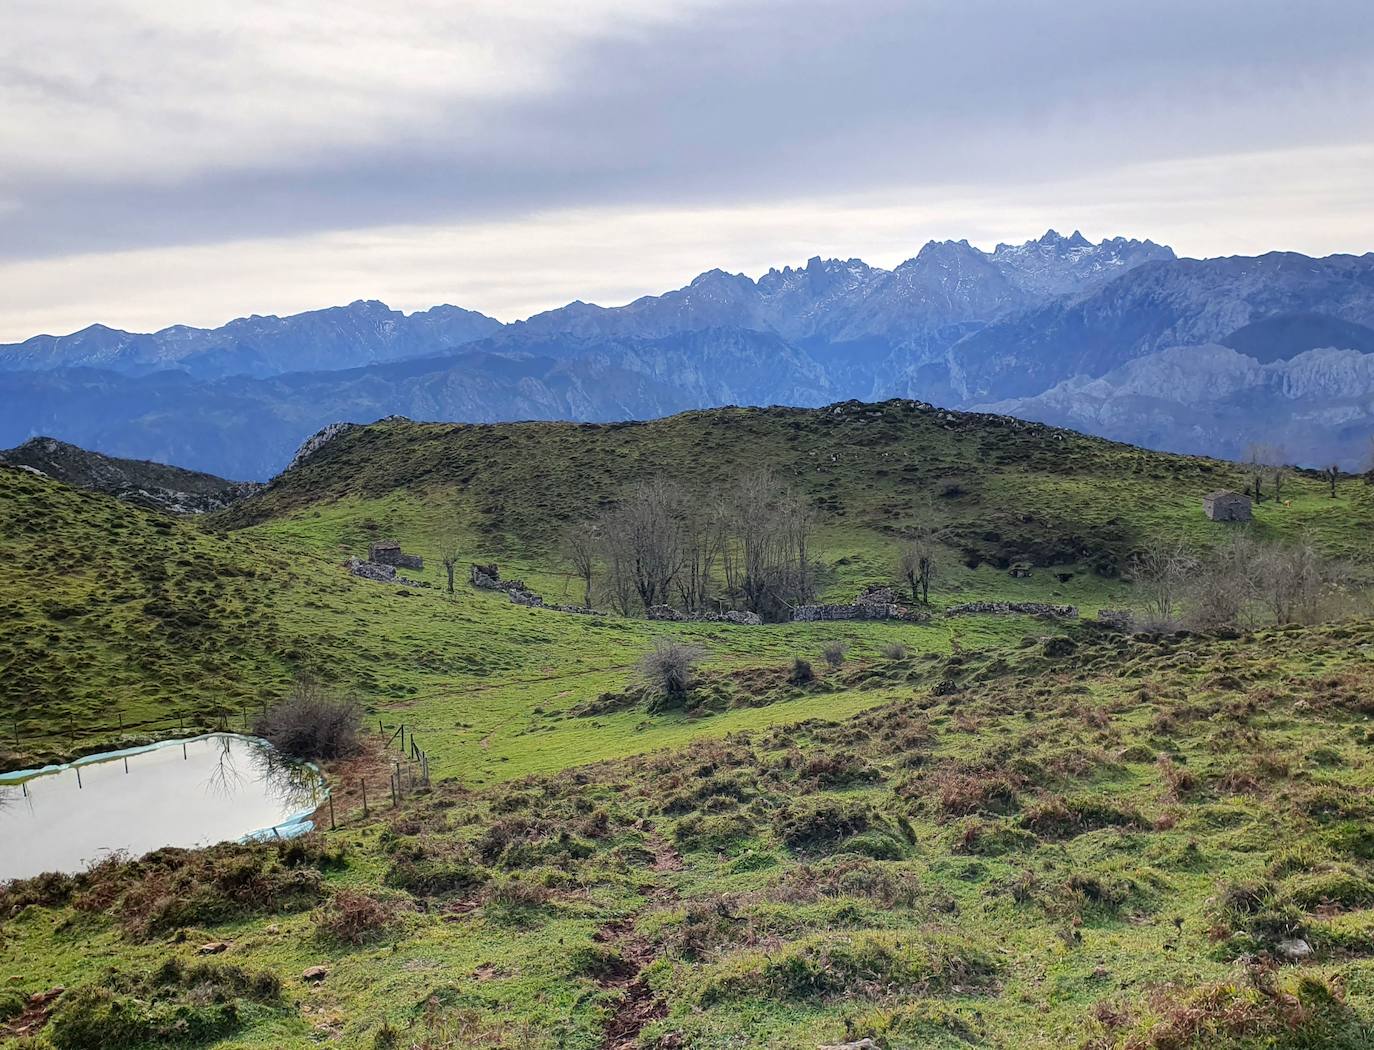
[361,779,368,817]
[328,794,336,830]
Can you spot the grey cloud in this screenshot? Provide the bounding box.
[2,0,1373,263]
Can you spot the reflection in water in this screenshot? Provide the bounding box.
[0,734,326,881]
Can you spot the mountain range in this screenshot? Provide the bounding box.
[4,229,1374,478]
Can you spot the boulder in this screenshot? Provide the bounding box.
[1277,937,1313,961]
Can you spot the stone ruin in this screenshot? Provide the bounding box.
[944,600,1078,619]
[370,539,423,570]
[470,564,602,615]
[344,556,428,588]
[792,585,930,623]
[344,537,427,587]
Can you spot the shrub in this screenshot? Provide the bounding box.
[797,751,879,789]
[1020,794,1142,840]
[118,847,326,939]
[315,889,403,945]
[482,877,550,919]
[789,657,815,685]
[48,960,279,1050]
[775,799,873,851]
[638,639,705,710]
[821,642,848,670]
[253,680,361,760]
[930,767,1020,819]
[1085,970,1368,1049]
[386,855,486,896]
[881,642,909,661]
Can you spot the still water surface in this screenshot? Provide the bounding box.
[0,734,324,881]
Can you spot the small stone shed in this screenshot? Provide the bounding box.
[369,539,424,570]
[1203,490,1252,522]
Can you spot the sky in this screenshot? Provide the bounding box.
[1,0,1372,342]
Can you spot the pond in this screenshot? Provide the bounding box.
[0,734,326,882]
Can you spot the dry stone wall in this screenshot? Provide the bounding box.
[945,601,1078,619]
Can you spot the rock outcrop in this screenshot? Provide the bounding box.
[0,436,260,514]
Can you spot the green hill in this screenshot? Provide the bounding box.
[4,400,1370,773]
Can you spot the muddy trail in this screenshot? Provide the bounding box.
[597,836,684,1049]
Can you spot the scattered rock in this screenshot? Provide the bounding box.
[819,1040,877,1050]
[301,966,329,983]
[197,941,229,955]
[1277,937,1313,961]
[345,557,396,583]
[1097,608,1135,631]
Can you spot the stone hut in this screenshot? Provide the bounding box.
[369,539,424,570]
[1203,490,1252,522]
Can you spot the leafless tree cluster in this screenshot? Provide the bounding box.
[898,529,938,604]
[1133,532,1355,632]
[569,471,817,620]
[1244,443,1289,504]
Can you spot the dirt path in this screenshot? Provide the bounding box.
[1,986,64,1041]
[597,836,683,1049]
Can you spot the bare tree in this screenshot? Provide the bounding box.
[674,499,726,613]
[1324,464,1340,498]
[898,531,938,604]
[720,471,815,619]
[1132,537,1198,630]
[438,532,462,595]
[1185,533,1259,631]
[599,478,688,614]
[1255,535,1346,625]
[559,524,598,608]
[1244,443,1287,504]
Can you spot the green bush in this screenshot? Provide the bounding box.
[774,799,873,852]
[695,930,998,1005]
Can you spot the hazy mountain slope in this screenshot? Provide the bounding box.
[949,251,1374,401]
[982,343,1374,467]
[0,300,502,379]
[5,233,1374,475]
[0,436,260,513]
[0,330,833,478]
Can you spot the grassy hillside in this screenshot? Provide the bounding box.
[226,401,1373,604]
[5,401,1374,1048]
[6,620,1374,1048]
[4,399,1370,776]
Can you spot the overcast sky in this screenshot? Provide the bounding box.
[2,0,1372,341]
